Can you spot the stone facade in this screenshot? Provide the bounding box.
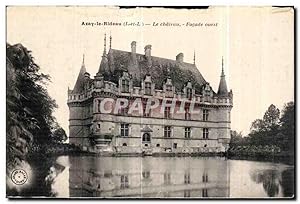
[67,36,233,155]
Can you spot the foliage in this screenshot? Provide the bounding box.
[230,130,246,146]
[279,102,294,153]
[6,43,67,169]
[230,102,294,158]
[228,144,281,158]
[51,127,67,144]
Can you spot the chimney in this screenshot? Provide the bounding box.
[176,53,184,63]
[144,45,152,58]
[131,41,136,54]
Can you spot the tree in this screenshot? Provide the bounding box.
[263,104,280,130]
[52,127,67,144]
[279,102,294,153]
[7,43,66,169]
[7,44,34,169]
[248,104,280,146]
[230,130,245,146]
[250,119,266,132]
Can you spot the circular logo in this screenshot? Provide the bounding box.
[11,169,28,185]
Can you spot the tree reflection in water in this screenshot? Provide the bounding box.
[280,169,294,197]
[250,168,294,197]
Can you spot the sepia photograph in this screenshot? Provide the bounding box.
[6,6,295,199]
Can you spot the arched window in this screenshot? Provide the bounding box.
[122,143,127,146]
[142,133,151,142]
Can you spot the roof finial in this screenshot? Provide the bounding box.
[103,33,107,55]
[109,31,112,50]
[193,50,196,65]
[82,54,85,65]
[221,56,225,76]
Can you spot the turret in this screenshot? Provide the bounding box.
[217,57,228,97]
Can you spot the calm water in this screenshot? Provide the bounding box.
[10,156,294,198]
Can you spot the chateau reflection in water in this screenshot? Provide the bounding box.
[68,157,229,198]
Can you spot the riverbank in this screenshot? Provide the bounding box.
[27,144,294,165]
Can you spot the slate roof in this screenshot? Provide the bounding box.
[217,74,228,97]
[98,48,208,94]
[217,62,228,97]
[72,62,86,94]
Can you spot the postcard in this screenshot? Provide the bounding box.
[6,6,295,199]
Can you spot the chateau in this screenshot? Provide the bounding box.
[67,35,233,155]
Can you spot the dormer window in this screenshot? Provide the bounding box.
[166,85,172,92]
[186,88,192,99]
[145,82,151,95]
[122,79,129,93]
[166,85,172,95]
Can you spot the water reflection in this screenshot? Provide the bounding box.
[41,156,294,198]
[68,157,229,198]
[250,169,280,197]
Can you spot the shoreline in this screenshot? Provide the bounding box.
[28,149,294,164]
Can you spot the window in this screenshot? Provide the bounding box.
[164,107,171,119]
[166,85,172,92]
[145,82,151,95]
[97,99,101,112]
[186,88,192,99]
[202,172,208,183]
[97,123,101,129]
[143,103,150,117]
[119,101,129,116]
[203,128,209,139]
[184,172,190,184]
[164,126,172,137]
[185,127,191,138]
[142,133,151,142]
[121,79,129,93]
[164,172,171,184]
[203,109,209,121]
[156,144,160,147]
[122,143,127,146]
[166,85,173,97]
[120,124,129,137]
[184,190,191,197]
[142,171,150,179]
[202,189,208,197]
[185,107,191,120]
[173,143,177,149]
[120,175,129,189]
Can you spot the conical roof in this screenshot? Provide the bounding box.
[72,55,86,94]
[217,58,228,97]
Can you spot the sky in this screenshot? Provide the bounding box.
[6,6,294,135]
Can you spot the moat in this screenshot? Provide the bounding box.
[13,156,294,198]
